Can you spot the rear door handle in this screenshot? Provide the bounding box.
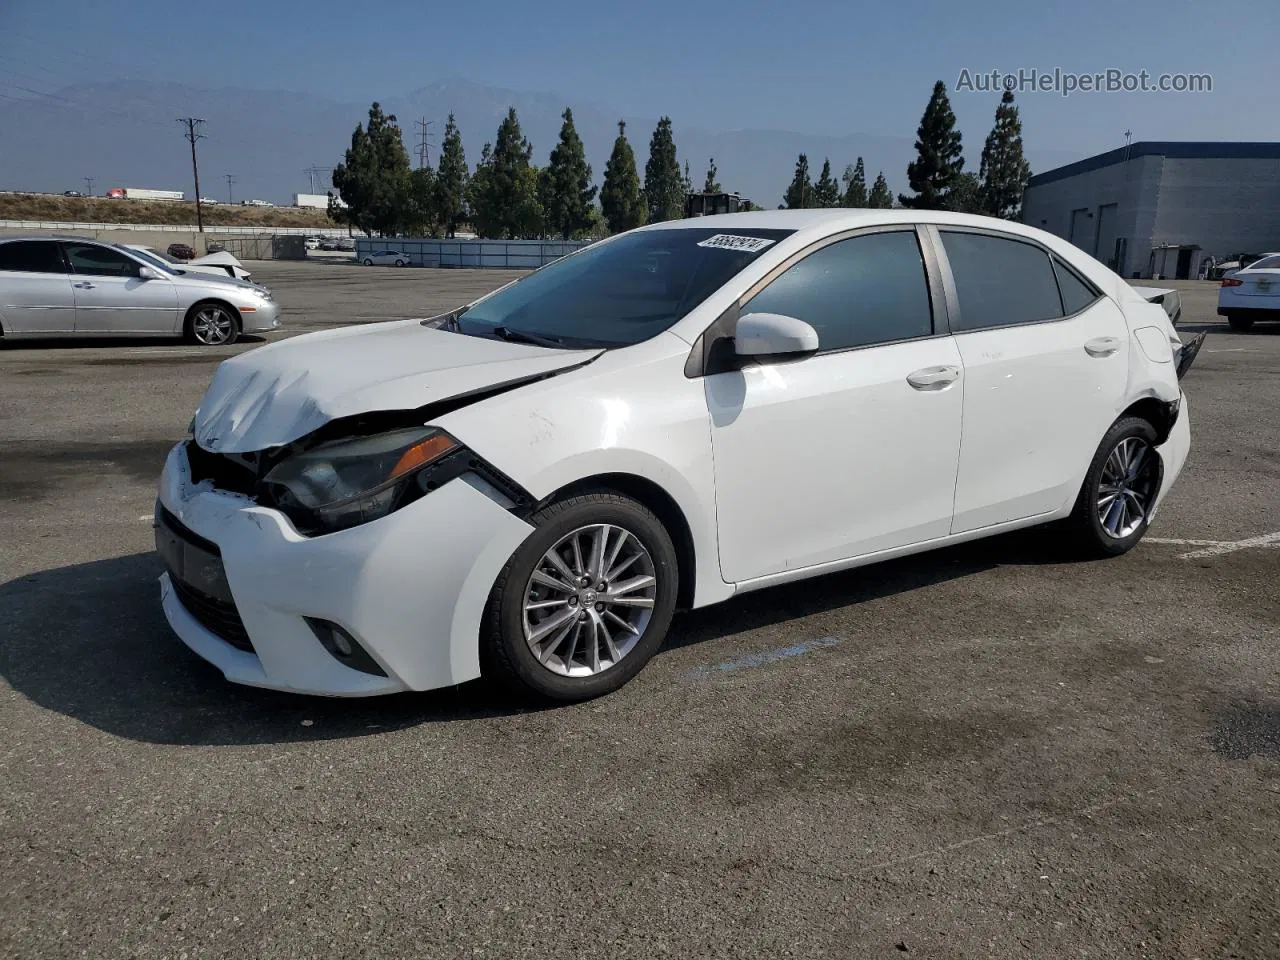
[73,282,95,289]
[906,365,961,390]
[1084,336,1120,357]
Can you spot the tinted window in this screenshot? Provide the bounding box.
[0,240,65,273]
[457,227,793,347]
[1248,255,1280,271]
[940,231,1063,331]
[63,243,141,278]
[741,230,932,351]
[1053,258,1100,315]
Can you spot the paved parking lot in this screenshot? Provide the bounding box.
[2,263,1278,959]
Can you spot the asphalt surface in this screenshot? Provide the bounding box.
[2,263,1278,959]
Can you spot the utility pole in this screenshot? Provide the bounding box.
[176,117,207,231]
[415,117,433,168]
[224,173,237,205]
[1123,129,1133,162]
[83,176,95,197]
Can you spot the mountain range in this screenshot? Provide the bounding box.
[0,78,1080,210]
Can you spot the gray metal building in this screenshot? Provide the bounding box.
[1021,142,1280,280]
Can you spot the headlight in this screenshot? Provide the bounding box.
[262,427,457,534]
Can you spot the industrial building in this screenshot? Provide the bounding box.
[1021,141,1280,280]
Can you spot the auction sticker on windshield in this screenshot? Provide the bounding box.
[696,234,776,253]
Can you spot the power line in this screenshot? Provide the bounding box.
[83,177,95,197]
[224,174,237,205]
[303,165,332,194]
[177,118,206,231]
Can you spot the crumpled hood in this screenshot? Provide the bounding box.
[193,320,599,453]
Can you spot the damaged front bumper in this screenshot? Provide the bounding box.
[155,442,534,696]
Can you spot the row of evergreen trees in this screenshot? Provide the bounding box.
[781,82,1030,216]
[329,80,1032,239]
[331,105,726,240]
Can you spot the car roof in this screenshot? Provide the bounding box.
[635,208,1057,244]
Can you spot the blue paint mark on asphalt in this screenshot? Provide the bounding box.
[690,636,842,679]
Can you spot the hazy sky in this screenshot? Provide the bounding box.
[2,0,1278,163]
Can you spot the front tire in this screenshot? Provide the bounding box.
[394,258,406,267]
[481,492,679,703]
[1227,312,1254,332]
[1067,417,1162,557]
[363,257,374,266]
[183,302,239,346]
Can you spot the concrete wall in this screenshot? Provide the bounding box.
[1022,155,1163,278]
[1024,153,1280,279]
[1153,157,1280,263]
[0,226,329,258]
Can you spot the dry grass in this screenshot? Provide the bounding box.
[0,193,336,228]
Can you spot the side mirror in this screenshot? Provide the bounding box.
[734,312,819,358]
[137,266,159,280]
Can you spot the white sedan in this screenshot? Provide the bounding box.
[1217,253,1280,331]
[362,249,410,267]
[157,210,1195,702]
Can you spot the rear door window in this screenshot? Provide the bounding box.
[940,231,1063,331]
[1053,258,1101,315]
[0,240,66,273]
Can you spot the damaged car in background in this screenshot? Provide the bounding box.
[156,210,1197,703]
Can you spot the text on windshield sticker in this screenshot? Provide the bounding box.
[696,234,776,253]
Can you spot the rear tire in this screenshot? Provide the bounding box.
[481,492,679,703]
[1067,417,1162,558]
[1227,312,1254,331]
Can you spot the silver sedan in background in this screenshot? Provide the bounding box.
[0,236,280,346]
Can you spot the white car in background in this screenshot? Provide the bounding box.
[126,245,253,282]
[362,249,410,267]
[1218,253,1280,330]
[157,210,1196,703]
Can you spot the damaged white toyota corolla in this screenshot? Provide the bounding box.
[156,210,1199,701]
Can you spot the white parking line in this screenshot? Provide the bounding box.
[1206,348,1251,354]
[1177,531,1280,559]
[1147,533,1280,559]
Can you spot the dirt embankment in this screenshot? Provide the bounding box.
[0,193,336,228]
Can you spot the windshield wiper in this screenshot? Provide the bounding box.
[490,325,565,348]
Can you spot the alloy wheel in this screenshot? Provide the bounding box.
[192,306,234,345]
[521,523,657,677]
[1097,436,1158,539]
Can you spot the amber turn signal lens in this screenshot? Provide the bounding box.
[390,433,456,478]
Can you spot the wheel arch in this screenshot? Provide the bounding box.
[538,472,698,610]
[184,297,242,329]
[1119,395,1177,445]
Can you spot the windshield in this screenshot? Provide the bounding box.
[456,227,793,347]
[123,246,179,274]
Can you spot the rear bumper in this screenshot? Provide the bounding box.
[1154,394,1191,512]
[1216,305,1280,319]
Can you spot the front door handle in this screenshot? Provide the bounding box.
[1084,336,1120,357]
[73,281,96,289]
[906,365,961,390]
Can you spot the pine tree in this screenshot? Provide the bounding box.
[979,89,1032,219]
[868,172,894,208]
[942,172,984,214]
[435,113,469,237]
[600,119,645,233]
[841,157,867,207]
[468,108,543,239]
[407,165,440,237]
[539,107,596,239]
[814,158,839,207]
[703,157,721,193]
[783,153,813,209]
[643,117,684,223]
[899,81,965,210]
[331,102,412,236]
